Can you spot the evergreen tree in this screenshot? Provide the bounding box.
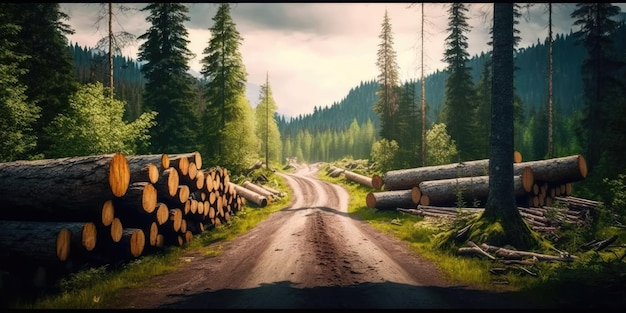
[255,75,282,167]
[7,3,80,156]
[570,3,624,180]
[219,94,259,174]
[373,10,400,142]
[474,55,492,159]
[395,81,422,168]
[0,6,40,161]
[137,3,199,154]
[442,3,478,161]
[200,3,249,169]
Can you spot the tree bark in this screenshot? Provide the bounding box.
[113,182,157,215]
[125,154,169,170]
[0,153,130,222]
[366,187,421,210]
[344,170,375,189]
[513,154,587,184]
[154,168,179,198]
[0,221,85,262]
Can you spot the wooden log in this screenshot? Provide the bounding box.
[419,168,534,207]
[344,170,375,189]
[154,168,180,198]
[126,160,159,184]
[101,200,115,227]
[479,243,578,262]
[125,154,169,170]
[110,228,145,259]
[365,187,421,210]
[168,151,202,171]
[512,154,587,184]
[154,202,169,225]
[112,182,157,214]
[0,153,130,222]
[0,221,80,262]
[242,181,274,202]
[192,169,205,192]
[329,168,345,178]
[169,155,189,177]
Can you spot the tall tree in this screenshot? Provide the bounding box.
[373,10,400,142]
[441,3,478,162]
[200,3,250,170]
[137,3,199,154]
[570,3,623,179]
[255,73,282,167]
[8,3,80,156]
[0,6,40,161]
[482,3,536,249]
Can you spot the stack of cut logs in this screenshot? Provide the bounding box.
[0,151,256,284]
[336,154,599,232]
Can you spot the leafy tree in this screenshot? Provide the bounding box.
[137,3,199,154]
[481,3,536,249]
[7,3,80,156]
[570,3,624,183]
[255,75,282,167]
[218,94,259,174]
[0,7,40,161]
[442,3,478,162]
[373,10,400,142]
[425,123,458,166]
[44,82,156,157]
[371,138,399,173]
[200,3,249,168]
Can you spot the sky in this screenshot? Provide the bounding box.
[59,3,626,119]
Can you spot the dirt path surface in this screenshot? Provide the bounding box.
[106,163,552,309]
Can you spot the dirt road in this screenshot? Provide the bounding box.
[107,163,550,309]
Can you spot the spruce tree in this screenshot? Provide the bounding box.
[255,74,282,167]
[373,9,400,142]
[442,3,478,162]
[137,3,199,154]
[8,3,80,156]
[200,3,251,172]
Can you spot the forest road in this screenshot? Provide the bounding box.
[106,163,554,309]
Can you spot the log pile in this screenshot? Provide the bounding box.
[0,151,247,287]
[366,154,599,232]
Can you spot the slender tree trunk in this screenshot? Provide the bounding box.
[421,3,427,166]
[108,2,113,98]
[483,3,534,249]
[547,2,554,158]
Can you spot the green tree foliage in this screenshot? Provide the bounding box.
[200,3,249,166]
[473,55,491,159]
[255,78,282,166]
[570,3,624,185]
[137,3,199,154]
[371,138,399,173]
[373,10,400,141]
[44,82,156,157]
[5,3,80,156]
[425,123,458,166]
[217,94,259,174]
[394,80,422,168]
[442,3,478,161]
[0,9,40,162]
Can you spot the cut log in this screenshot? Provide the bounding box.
[366,187,421,210]
[112,182,157,214]
[513,154,587,184]
[168,151,202,171]
[329,167,345,178]
[126,160,159,184]
[242,181,274,202]
[154,202,169,225]
[344,170,375,189]
[111,228,145,259]
[154,168,179,198]
[0,153,130,222]
[101,200,115,227]
[125,154,169,170]
[419,168,534,207]
[0,221,83,262]
[230,182,267,207]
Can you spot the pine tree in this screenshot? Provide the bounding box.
[0,6,41,161]
[200,3,250,172]
[255,74,282,167]
[7,3,80,156]
[442,3,478,162]
[137,3,199,154]
[373,10,400,142]
[570,3,624,179]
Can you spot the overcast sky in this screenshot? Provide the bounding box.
[59,3,625,118]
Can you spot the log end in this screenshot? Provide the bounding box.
[56,228,71,261]
[578,154,588,179]
[102,200,115,227]
[130,229,145,258]
[366,192,376,208]
[170,208,182,232]
[111,218,123,243]
[143,183,158,214]
[82,222,97,251]
[420,194,430,206]
[148,163,160,184]
[148,222,158,246]
[193,151,202,170]
[371,175,384,190]
[155,202,169,225]
[178,185,190,204]
[161,154,170,170]
[521,166,534,193]
[167,168,180,197]
[109,152,130,197]
[411,187,422,204]
[514,151,522,163]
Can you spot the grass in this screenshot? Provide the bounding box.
[9,161,626,308]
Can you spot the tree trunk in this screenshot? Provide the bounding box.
[0,153,130,222]
[420,168,534,207]
[242,181,274,202]
[113,182,157,215]
[154,168,180,198]
[365,187,421,210]
[513,154,587,183]
[230,182,268,207]
[344,170,375,189]
[128,162,159,185]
